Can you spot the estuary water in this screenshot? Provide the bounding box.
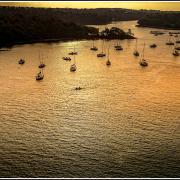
[0,21,180,178]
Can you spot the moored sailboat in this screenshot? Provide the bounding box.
[97,40,106,57]
[38,53,46,68]
[139,43,148,67]
[166,35,174,45]
[114,40,123,51]
[36,70,44,80]
[70,53,77,72]
[133,39,140,56]
[69,45,78,55]
[106,47,111,66]
[90,41,98,51]
[18,59,25,64]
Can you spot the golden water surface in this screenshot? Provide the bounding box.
[0,21,180,177]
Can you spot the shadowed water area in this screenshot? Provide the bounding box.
[0,21,180,178]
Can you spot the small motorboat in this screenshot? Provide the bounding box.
[18,59,25,64]
[150,44,157,48]
[70,64,77,72]
[62,57,71,61]
[36,71,44,80]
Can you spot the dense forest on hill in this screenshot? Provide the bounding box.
[0,6,179,47]
[0,6,99,47]
[137,12,180,30]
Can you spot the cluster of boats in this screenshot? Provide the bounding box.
[18,52,46,81]
[18,33,180,80]
[62,34,180,71]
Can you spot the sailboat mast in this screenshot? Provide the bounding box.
[102,40,104,53]
[135,39,138,51]
[142,43,145,59]
[108,46,109,60]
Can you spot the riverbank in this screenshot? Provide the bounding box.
[136,25,180,30]
[0,27,135,49]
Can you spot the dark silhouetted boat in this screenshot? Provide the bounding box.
[39,63,46,68]
[106,47,111,66]
[114,40,123,51]
[175,47,180,50]
[38,52,46,68]
[150,44,157,48]
[70,53,77,72]
[70,64,76,72]
[36,70,44,80]
[62,57,71,61]
[18,59,25,64]
[166,35,174,45]
[139,43,148,67]
[90,41,98,51]
[97,40,106,57]
[133,39,140,56]
[69,45,78,55]
[173,50,179,56]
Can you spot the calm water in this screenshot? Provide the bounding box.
[0,21,180,178]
